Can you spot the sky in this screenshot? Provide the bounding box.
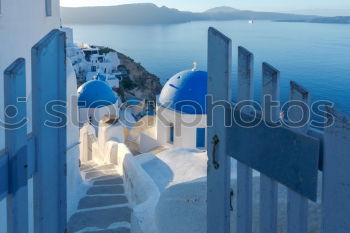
[60,0,350,16]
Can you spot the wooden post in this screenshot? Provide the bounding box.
[236,46,253,233]
[260,62,279,233]
[207,27,232,233]
[322,107,350,233]
[32,30,67,233]
[287,81,309,233]
[4,58,29,233]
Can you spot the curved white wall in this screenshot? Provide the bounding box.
[66,60,83,219]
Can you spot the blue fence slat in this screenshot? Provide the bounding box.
[26,134,36,178]
[8,145,28,194]
[4,58,29,233]
[260,62,279,233]
[0,151,8,201]
[236,46,254,233]
[207,27,232,233]
[32,29,67,233]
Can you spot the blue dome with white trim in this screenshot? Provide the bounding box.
[78,80,117,108]
[159,70,207,114]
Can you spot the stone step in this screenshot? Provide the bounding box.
[83,228,130,233]
[87,185,125,195]
[83,164,117,173]
[81,162,98,171]
[85,170,119,180]
[93,177,123,186]
[92,175,122,181]
[68,207,131,233]
[78,195,128,209]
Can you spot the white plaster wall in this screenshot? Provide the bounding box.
[79,124,96,163]
[106,76,120,89]
[139,130,160,153]
[66,59,83,219]
[61,27,74,46]
[79,108,90,124]
[98,123,125,145]
[0,1,60,232]
[156,106,207,149]
[79,101,119,127]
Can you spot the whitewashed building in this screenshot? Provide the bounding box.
[61,29,121,89]
[138,69,208,152]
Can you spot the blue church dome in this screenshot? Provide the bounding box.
[159,70,207,114]
[78,80,117,108]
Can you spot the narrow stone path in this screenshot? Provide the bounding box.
[68,162,131,233]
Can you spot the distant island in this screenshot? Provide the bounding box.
[276,16,350,24]
[61,3,318,25]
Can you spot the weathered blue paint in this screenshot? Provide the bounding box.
[27,134,36,178]
[0,151,8,201]
[260,62,279,233]
[287,80,309,233]
[159,70,208,114]
[207,27,232,233]
[307,128,324,170]
[196,128,205,148]
[32,29,67,233]
[4,58,29,233]
[8,146,28,194]
[227,108,320,201]
[236,46,254,233]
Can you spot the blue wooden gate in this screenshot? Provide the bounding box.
[207,27,350,233]
[1,29,67,233]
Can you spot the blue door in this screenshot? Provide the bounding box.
[169,124,174,144]
[196,128,206,148]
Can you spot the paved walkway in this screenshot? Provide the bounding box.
[68,162,131,233]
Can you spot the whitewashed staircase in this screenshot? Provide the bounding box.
[68,162,131,233]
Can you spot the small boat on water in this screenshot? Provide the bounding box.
[248,20,254,24]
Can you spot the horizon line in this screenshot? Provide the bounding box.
[59,3,350,16]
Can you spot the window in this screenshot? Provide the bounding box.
[169,124,174,144]
[196,128,205,148]
[46,0,52,16]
